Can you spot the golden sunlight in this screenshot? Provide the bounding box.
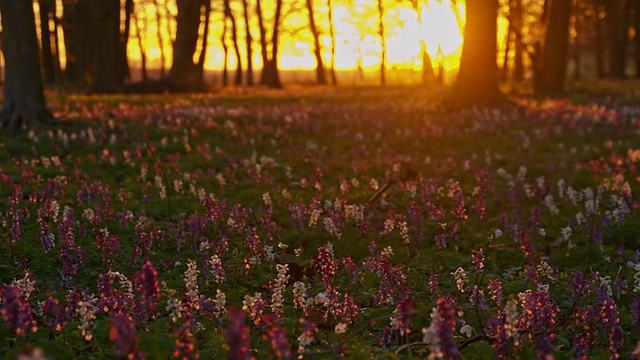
[124,0,466,76]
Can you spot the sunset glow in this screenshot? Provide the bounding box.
[125,0,466,75]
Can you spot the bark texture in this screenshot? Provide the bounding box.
[0,0,55,131]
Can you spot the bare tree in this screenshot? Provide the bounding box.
[326,0,338,85]
[377,0,386,85]
[196,0,212,81]
[223,0,243,85]
[257,0,284,88]
[412,0,433,85]
[241,0,255,85]
[256,0,270,85]
[221,17,230,86]
[133,1,149,82]
[0,0,56,131]
[152,0,167,79]
[306,0,326,84]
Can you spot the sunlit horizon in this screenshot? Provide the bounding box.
[123,0,466,75]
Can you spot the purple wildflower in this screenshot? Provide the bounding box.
[133,261,160,321]
[471,248,485,274]
[428,271,440,303]
[173,320,200,360]
[225,307,254,360]
[0,286,37,336]
[470,285,489,312]
[342,257,359,282]
[488,279,504,307]
[434,297,460,359]
[109,313,143,359]
[264,316,291,359]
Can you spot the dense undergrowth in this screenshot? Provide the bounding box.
[1,85,640,359]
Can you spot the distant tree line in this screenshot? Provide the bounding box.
[2,0,640,128]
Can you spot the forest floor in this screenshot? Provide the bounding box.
[1,84,640,358]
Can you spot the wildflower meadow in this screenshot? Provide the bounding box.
[1,86,640,359]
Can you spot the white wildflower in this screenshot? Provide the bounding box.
[516,166,527,182]
[537,261,556,280]
[599,276,613,297]
[155,175,166,200]
[544,194,559,215]
[10,272,36,300]
[460,324,473,338]
[215,289,227,317]
[451,267,469,293]
[557,179,566,199]
[370,178,380,190]
[184,260,199,304]
[323,217,341,238]
[567,186,580,205]
[308,209,322,228]
[399,221,410,244]
[76,293,98,341]
[166,298,183,322]
[264,245,275,262]
[107,271,134,298]
[383,218,395,234]
[262,192,272,206]
[293,281,310,314]
[270,264,290,314]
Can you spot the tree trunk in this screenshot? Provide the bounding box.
[224,0,243,85]
[39,0,56,85]
[114,0,133,86]
[534,0,572,95]
[512,0,524,81]
[89,0,119,93]
[595,2,606,78]
[221,17,229,86]
[62,0,94,86]
[241,0,254,86]
[197,1,212,82]
[414,1,433,85]
[306,0,326,84]
[152,0,167,79]
[633,0,640,77]
[0,0,56,131]
[605,0,627,78]
[326,0,337,85]
[266,0,283,88]
[377,0,386,85]
[450,0,499,106]
[134,4,148,82]
[501,22,512,80]
[256,0,269,85]
[169,0,205,90]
